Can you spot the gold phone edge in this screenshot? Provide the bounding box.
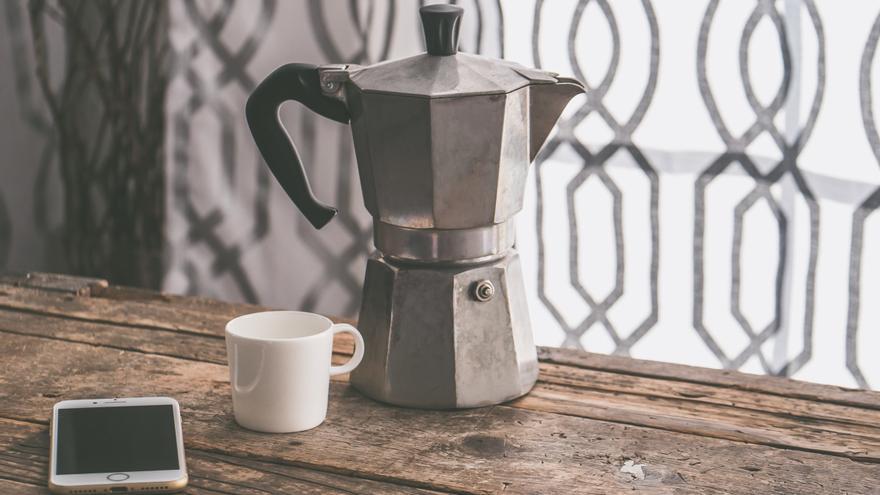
[49,474,188,494]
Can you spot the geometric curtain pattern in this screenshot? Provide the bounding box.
[166,0,276,304]
[532,0,661,353]
[163,0,498,316]
[524,0,877,389]
[521,0,878,389]
[852,8,880,389]
[4,0,880,389]
[692,0,823,378]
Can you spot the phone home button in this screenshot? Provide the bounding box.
[107,473,129,482]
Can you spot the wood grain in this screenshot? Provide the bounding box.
[0,272,107,296]
[0,298,878,463]
[0,417,445,495]
[0,331,878,494]
[2,281,877,410]
[539,347,880,410]
[0,284,251,337]
[0,274,879,494]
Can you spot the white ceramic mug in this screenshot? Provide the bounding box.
[225,311,364,433]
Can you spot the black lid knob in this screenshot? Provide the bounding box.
[420,4,463,56]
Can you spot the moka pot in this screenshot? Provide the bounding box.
[246,4,584,408]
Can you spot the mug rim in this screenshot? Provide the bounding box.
[225,310,334,343]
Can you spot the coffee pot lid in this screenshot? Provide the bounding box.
[346,4,558,99]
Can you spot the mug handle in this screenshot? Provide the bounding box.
[329,324,365,376]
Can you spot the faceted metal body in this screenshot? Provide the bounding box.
[312,54,582,409]
[318,56,583,233]
[246,6,583,409]
[352,252,538,409]
[349,90,527,229]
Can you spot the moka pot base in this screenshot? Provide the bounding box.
[350,237,538,409]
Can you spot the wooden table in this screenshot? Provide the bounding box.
[1,273,878,494]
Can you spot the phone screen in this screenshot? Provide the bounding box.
[56,405,180,474]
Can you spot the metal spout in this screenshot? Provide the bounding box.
[529,77,585,161]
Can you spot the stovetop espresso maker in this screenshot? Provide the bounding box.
[247,4,584,408]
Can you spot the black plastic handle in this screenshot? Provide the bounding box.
[420,4,463,55]
[246,63,349,229]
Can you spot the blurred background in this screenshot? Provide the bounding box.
[1,0,879,389]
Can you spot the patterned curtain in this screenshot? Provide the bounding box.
[163,0,502,315]
[3,0,880,389]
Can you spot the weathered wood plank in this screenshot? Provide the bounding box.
[0,306,878,463]
[0,418,46,491]
[0,332,877,495]
[0,284,246,337]
[0,479,46,495]
[0,307,354,367]
[0,418,446,495]
[514,383,880,462]
[0,308,228,364]
[1,306,879,463]
[0,272,107,296]
[536,363,880,429]
[1,281,877,414]
[90,284,266,319]
[539,346,880,410]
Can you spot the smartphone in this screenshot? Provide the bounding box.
[49,397,188,494]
